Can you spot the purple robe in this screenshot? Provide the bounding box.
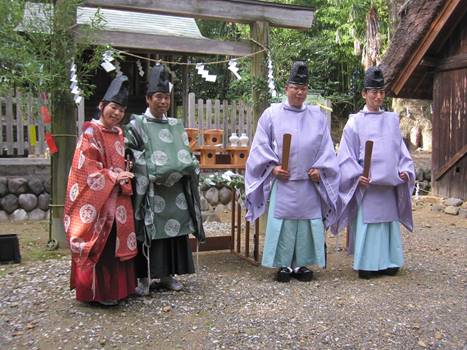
[333,108,415,240]
[245,102,339,229]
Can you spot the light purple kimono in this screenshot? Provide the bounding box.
[334,108,415,252]
[245,102,339,229]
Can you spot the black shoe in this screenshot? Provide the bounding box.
[276,267,291,282]
[358,270,376,279]
[292,267,313,282]
[379,267,399,276]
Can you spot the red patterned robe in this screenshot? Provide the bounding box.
[64,120,137,302]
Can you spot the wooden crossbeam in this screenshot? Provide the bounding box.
[76,27,252,56]
[434,144,467,181]
[83,0,315,30]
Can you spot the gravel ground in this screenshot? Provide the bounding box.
[0,203,466,350]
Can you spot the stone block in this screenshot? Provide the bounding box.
[219,187,233,205]
[443,198,463,207]
[18,193,38,211]
[29,208,47,221]
[28,178,45,195]
[205,187,219,206]
[444,206,460,215]
[0,210,8,222]
[8,177,29,194]
[38,193,50,211]
[10,208,28,222]
[1,194,19,214]
[0,177,7,196]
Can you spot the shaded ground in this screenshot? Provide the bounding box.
[0,203,466,350]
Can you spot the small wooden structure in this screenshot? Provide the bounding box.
[381,0,466,199]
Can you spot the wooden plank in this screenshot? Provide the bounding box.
[188,92,195,127]
[222,100,228,147]
[0,97,4,150]
[15,94,25,155]
[238,101,245,134]
[78,28,252,56]
[437,53,467,72]
[230,100,237,134]
[206,99,212,129]
[254,219,260,262]
[5,95,14,156]
[189,236,231,252]
[214,99,221,129]
[197,98,204,143]
[246,105,253,142]
[245,220,250,258]
[83,0,315,30]
[230,193,236,251]
[236,202,241,253]
[392,0,461,95]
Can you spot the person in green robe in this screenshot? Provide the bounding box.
[125,64,205,295]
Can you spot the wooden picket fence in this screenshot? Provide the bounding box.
[0,92,85,157]
[187,92,254,146]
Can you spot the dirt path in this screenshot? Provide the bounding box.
[0,204,466,349]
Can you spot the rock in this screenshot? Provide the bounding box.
[162,305,172,313]
[18,193,38,211]
[205,187,219,206]
[202,211,221,223]
[415,168,424,181]
[29,208,46,221]
[423,170,431,181]
[443,198,463,207]
[1,194,19,214]
[417,340,427,348]
[28,178,45,195]
[38,193,50,211]
[444,206,459,215]
[435,332,443,341]
[0,210,8,222]
[458,209,467,219]
[0,177,7,196]
[43,178,51,193]
[417,196,440,205]
[219,187,233,205]
[431,204,443,212]
[214,204,228,214]
[200,196,210,211]
[8,177,29,194]
[10,208,28,222]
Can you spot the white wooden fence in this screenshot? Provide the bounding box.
[187,92,254,146]
[0,93,85,157]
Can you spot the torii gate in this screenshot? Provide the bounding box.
[51,0,315,247]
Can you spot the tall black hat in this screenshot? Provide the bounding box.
[147,64,170,95]
[287,61,308,85]
[102,75,129,107]
[363,67,385,89]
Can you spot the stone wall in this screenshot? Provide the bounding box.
[0,176,50,222]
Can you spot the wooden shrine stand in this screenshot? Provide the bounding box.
[188,128,260,265]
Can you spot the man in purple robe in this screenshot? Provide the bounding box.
[245,61,340,283]
[334,66,415,279]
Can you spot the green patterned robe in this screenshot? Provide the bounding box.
[124,113,205,243]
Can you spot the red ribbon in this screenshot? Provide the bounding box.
[45,132,58,154]
[40,106,51,124]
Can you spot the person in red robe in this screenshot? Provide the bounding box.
[64,75,137,306]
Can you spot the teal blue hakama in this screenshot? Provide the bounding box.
[262,183,326,269]
[352,206,404,271]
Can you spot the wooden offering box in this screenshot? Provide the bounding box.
[226,147,249,166]
[199,145,219,166]
[203,129,223,145]
[185,128,199,150]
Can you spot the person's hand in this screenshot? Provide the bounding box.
[399,171,408,182]
[308,168,320,183]
[272,165,289,180]
[359,175,370,187]
[116,171,135,182]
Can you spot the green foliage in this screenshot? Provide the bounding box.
[0,0,106,110]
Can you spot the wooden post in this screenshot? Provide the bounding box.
[250,20,269,132]
[182,56,189,125]
[254,219,260,262]
[245,220,250,258]
[236,202,242,253]
[230,191,236,251]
